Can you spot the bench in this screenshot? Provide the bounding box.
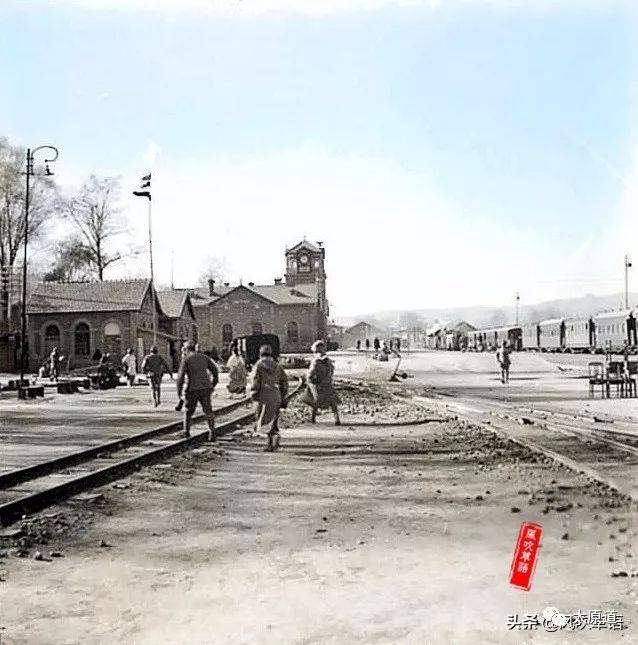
[18,385,45,400]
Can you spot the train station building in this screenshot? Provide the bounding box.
[185,239,330,353]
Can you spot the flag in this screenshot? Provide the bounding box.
[133,173,151,200]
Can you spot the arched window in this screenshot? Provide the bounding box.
[44,324,60,355]
[74,322,90,357]
[222,323,233,344]
[286,321,299,344]
[251,322,263,336]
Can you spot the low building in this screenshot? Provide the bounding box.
[26,279,185,371]
[341,321,387,349]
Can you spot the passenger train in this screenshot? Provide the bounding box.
[467,310,636,353]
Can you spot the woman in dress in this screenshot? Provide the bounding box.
[226,344,248,396]
[251,344,289,451]
[301,340,341,425]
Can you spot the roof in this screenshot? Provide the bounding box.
[345,321,385,333]
[286,240,322,254]
[28,279,154,315]
[539,318,565,326]
[593,309,632,321]
[246,283,318,305]
[174,285,235,308]
[157,290,196,319]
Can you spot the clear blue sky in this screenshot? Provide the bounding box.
[2,0,637,317]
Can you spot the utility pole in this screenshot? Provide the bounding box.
[515,292,520,325]
[625,254,632,310]
[19,146,58,390]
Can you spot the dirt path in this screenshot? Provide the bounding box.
[0,388,635,644]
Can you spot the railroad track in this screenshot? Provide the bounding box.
[0,380,304,526]
[409,393,638,500]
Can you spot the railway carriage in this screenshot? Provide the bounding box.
[592,310,636,353]
[494,326,522,351]
[538,318,565,352]
[563,317,594,352]
[521,323,540,351]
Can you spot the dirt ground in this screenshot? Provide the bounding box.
[0,376,635,644]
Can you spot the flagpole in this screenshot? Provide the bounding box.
[148,197,157,345]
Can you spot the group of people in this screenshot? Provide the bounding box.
[171,338,341,451]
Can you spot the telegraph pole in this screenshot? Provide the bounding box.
[625,254,632,310]
[515,292,520,325]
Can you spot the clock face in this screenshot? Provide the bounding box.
[300,255,309,265]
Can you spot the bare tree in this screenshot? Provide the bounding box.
[59,175,130,281]
[0,137,57,323]
[43,236,94,282]
[197,255,229,287]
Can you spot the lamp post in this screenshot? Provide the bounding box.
[515,292,520,326]
[20,145,59,387]
[625,254,632,310]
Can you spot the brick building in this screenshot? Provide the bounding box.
[184,240,330,353]
[25,279,194,371]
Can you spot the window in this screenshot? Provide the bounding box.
[74,322,90,357]
[222,323,233,344]
[44,324,60,355]
[287,321,299,344]
[251,322,263,335]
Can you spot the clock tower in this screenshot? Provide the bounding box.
[285,240,326,286]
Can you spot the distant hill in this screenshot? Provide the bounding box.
[336,292,636,330]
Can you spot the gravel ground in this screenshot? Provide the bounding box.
[0,382,635,644]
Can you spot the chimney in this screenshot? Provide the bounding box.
[208,278,215,296]
[274,278,282,285]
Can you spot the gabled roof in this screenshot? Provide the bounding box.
[286,239,322,254]
[28,279,156,315]
[249,283,317,305]
[174,284,235,308]
[210,282,319,307]
[157,290,195,320]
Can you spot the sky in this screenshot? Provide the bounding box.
[1,0,637,318]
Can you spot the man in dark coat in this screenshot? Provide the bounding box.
[142,345,172,407]
[301,340,341,425]
[176,340,219,440]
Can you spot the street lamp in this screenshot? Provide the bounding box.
[20,145,59,387]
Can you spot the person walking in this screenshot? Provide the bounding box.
[301,340,341,425]
[496,340,511,384]
[176,340,219,440]
[226,344,248,397]
[250,344,289,451]
[122,348,137,387]
[142,345,172,407]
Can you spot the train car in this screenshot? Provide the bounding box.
[538,318,565,352]
[521,323,540,351]
[563,317,594,353]
[234,333,281,370]
[593,310,636,353]
[494,326,522,351]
